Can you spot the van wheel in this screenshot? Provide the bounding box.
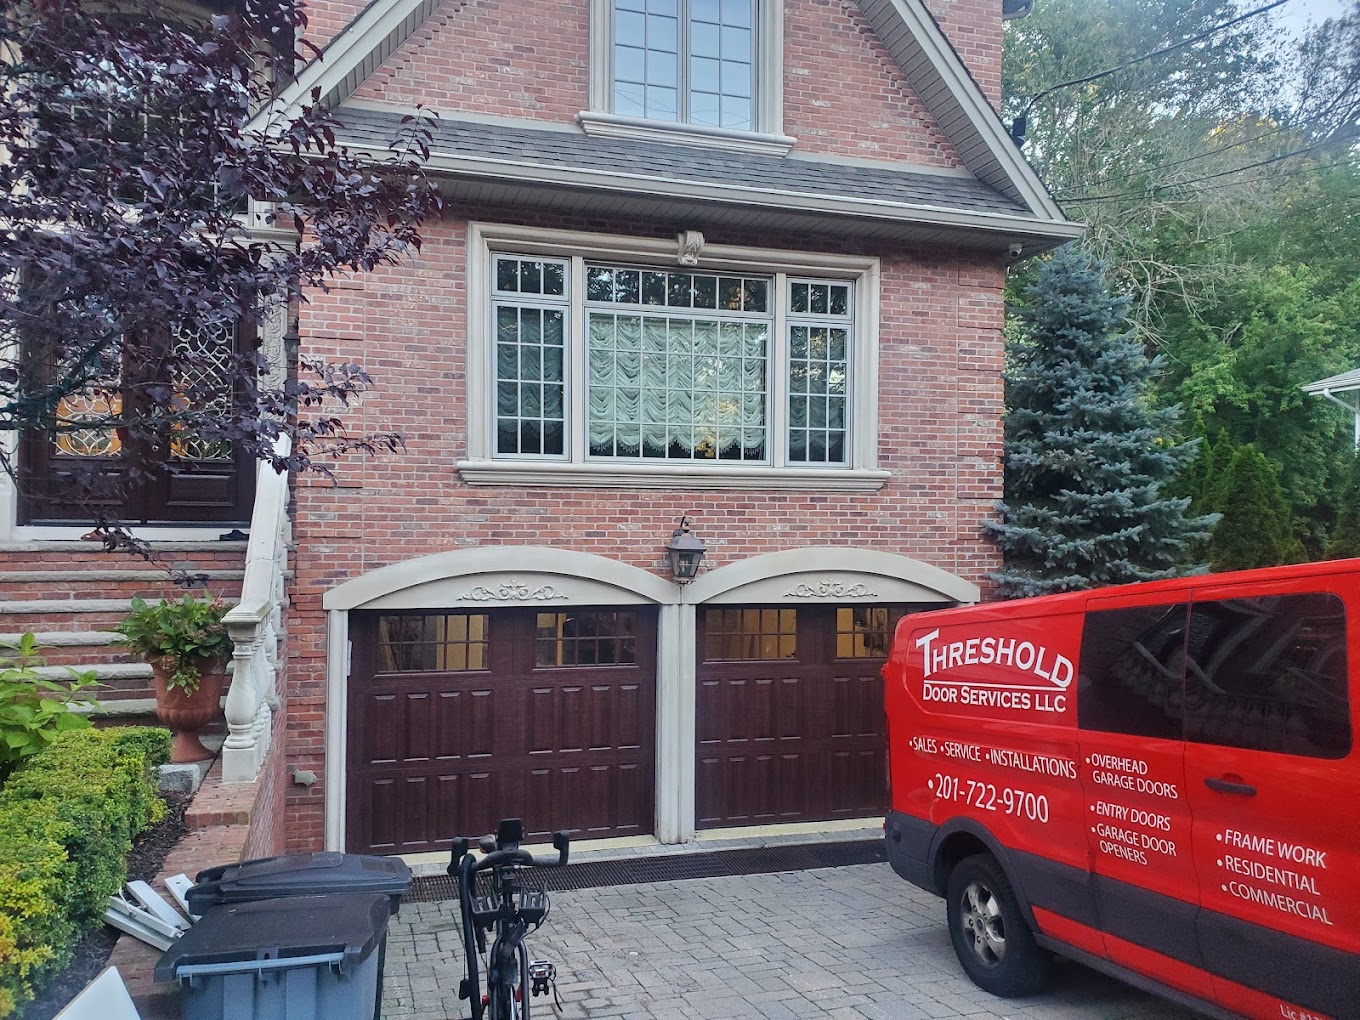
[946,854,1052,997]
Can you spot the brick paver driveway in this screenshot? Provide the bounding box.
[382,863,1201,1020]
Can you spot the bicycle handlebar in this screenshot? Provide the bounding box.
[448,827,572,876]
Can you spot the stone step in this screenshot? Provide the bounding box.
[0,540,248,572]
[0,570,244,602]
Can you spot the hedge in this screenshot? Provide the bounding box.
[0,726,170,1018]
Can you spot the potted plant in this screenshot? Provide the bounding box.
[117,593,231,763]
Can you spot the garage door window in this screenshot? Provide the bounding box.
[703,607,796,660]
[376,613,489,672]
[835,606,890,659]
[536,610,639,666]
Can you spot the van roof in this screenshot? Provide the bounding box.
[919,557,1360,623]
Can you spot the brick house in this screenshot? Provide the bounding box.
[2,0,1078,858]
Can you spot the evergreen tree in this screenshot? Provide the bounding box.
[1209,446,1302,571]
[1325,450,1360,560]
[987,246,1215,597]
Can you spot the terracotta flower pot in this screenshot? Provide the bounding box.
[151,658,227,764]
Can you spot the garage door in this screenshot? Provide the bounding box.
[347,607,656,854]
[696,605,906,829]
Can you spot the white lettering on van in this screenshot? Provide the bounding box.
[913,628,1073,690]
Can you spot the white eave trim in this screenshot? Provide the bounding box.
[577,112,797,157]
[338,141,1086,242]
[858,0,1069,223]
[247,0,441,133]
[456,461,892,492]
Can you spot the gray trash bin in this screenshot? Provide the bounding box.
[187,852,412,916]
[184,853,412,1020]
[156,893,391,1020]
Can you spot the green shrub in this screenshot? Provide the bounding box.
[0,727,168,1017]
[116,593,230,693]
[0,634,99,784]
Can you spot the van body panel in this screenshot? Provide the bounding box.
[884,559,1360,1020]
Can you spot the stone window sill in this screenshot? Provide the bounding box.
[577,112,797,157]
[456,460,890,492]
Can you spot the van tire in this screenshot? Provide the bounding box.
[945,854,1052,998]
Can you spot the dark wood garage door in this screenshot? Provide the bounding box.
[347,607,656,854]
[696,605,909,829]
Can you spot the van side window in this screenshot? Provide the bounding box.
[1078,603,1189,740]
[1182,593,1351,759]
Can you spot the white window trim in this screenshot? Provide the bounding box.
[583,0,792,157]
[462,223,886,492]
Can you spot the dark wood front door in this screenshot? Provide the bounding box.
[347,607,657,854]
[18,320,255,525]
[696,605,908,829]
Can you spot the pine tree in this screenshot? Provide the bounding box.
[1325,450,1360,560]
[1209,446,1302,571]
[986,246,1215,598]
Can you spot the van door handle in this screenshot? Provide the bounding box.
[1204,776,1256,796]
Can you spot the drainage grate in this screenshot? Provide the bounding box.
[405,838,886,903]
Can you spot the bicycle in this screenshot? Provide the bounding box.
[450,818,571,1020]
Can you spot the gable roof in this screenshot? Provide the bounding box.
[332,107,1078,249]
[253,0,1075,242]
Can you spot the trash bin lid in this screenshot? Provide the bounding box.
[154,893,391,983]
[188,852,412,914]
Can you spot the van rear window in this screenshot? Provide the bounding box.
[1077,593,1352,759]
[1183,592,1350,759]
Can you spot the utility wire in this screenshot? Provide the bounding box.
[1053,123,1299,197]
[1011,0,1293,143]
[1062,148,1354,204]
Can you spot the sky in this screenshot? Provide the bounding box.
[1273,0,1352,39]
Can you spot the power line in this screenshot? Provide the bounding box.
[1060,141,1346,204]
[1052,124,1299,197]
[1011,0,1293,144]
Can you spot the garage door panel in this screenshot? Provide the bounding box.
[360,693,401,764]
[696,604,900,830]
[612,682,643,750]
[349,607,657,853]
[830,673,884,739]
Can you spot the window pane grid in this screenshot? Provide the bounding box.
[536,611,639,666]
[836,606,891,659]
[612,0,755,129]
[486,253,857,471]
[377,613,489,672]
[493,256,568,459]
[704,607,796,660]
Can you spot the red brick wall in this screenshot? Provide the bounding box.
[344,0,979,168]
[785,0,960,165]
[923,0,1005,109]
[279,209,1007,851]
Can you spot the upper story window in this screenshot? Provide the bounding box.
[584,0,788,152]
[461,225,885,491]
[612,0,756,131]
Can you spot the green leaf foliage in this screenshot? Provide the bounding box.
[987,246,1216,597]
[0,727,168,1018]
[1208,445,1304,571]
[115,593,230,693]
[0,634,98,782]
[1325,450,1360,560]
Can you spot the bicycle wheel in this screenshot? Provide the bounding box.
[488,940,527,1019]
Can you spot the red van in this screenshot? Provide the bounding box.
[883,560,1359,1020]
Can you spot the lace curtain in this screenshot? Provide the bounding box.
[587,312,767,459]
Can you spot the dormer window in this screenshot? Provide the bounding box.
[612,0,755,131]
[583,0,790,154]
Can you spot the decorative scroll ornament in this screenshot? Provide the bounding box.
[784,579,879,598]
[456,580,568,602]
[676,230,705,266]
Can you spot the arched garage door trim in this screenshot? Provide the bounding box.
[681,547,979,605]
[323,545,675,611]
[324,547,675,852]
